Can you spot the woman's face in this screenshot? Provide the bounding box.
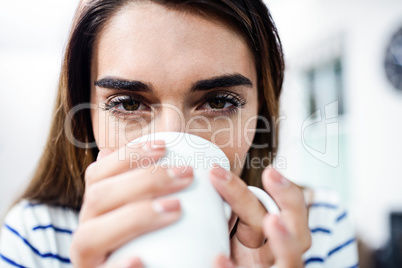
[90,2,259,176]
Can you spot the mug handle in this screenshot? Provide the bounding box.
[247,186,280,215]
[223,186,280,221]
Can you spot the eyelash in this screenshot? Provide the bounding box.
[103,95,149,117]
[198,92,247,116]
[102,91,247,118]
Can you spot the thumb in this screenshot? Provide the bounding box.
[98,257,143,268]
[263,214,303,268]
[213,254,235,268]
[96,148,114,161]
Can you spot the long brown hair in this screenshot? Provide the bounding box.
[18,0,284,211]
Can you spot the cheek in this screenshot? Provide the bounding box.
[91,108,108,149]
[92,109,154,150]
[223,117,257,177]
[199,110,257,177]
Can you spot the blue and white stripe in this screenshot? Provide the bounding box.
[0,200,77,268]
[0,189,358,267]
[303,189,359,267]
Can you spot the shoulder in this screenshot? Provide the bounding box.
[302,188,359,267]
[303,187,345,224]
[0,200,78,268]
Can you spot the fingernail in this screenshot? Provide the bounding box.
[152,199,181,213]
[271,169,290,187]
[144,140,166,152]
[224,258,235,268]
[122,257,143,268]
[210,164,231,181]
[274,215,288,235]
[167,166,193,180]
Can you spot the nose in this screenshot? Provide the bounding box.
[153,103,186,133]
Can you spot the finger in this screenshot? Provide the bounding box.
[85,140,166,187]
[97,149,113,161]
[213,254,235,268]
[261,167,306,214]
[209,164,266,248]
[261,167,311,251]
[228,212,238,233]
[98,257,143,268]
[71,198,181,268]
[263,214,303,268]
[80,166,193,222]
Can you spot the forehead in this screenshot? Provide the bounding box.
[92,2,256,86]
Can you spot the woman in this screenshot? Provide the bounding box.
[0,0,358,267]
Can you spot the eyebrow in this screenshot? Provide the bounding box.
[94,74,253,93]
[191,74,253,92]
[94,77,151,93]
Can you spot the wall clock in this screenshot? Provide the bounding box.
[385,26,402,91]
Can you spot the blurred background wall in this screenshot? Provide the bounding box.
[0,0,79,216]
[0,0,401,266]
[268,0,402,266]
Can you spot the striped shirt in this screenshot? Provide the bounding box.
[0,188,358,267]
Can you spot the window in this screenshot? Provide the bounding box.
[306,58,345,117]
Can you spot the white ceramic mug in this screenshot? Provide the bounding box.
[107,132,279,267]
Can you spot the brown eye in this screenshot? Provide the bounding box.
[122,99,140,111]
[208,99,226,109]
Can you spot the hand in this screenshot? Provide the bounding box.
[98,257,143,268]
[70,141,194,268]
[210,166,311,267]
